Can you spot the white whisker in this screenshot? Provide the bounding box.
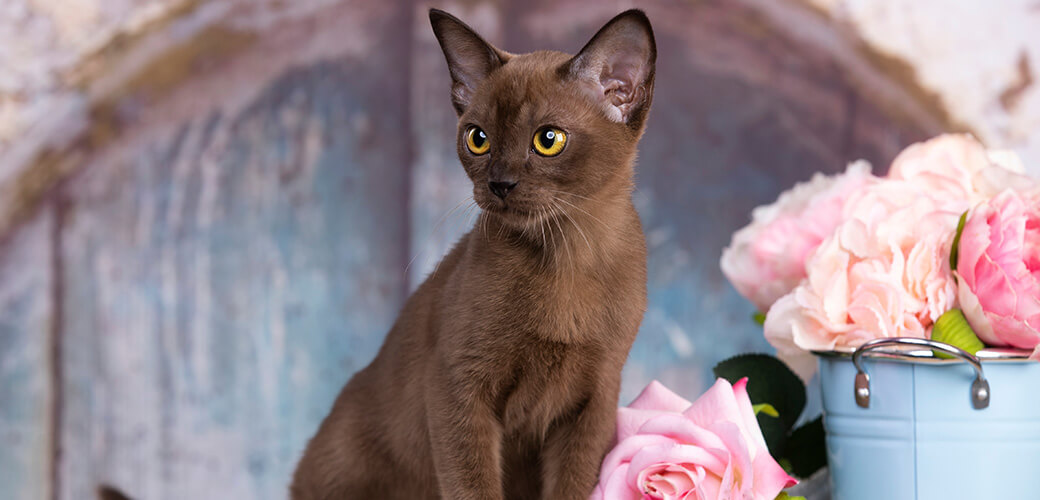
[548,203,571,270]
[539,208,552,270]
[538,209,547,249]
[545,188,600,204]
[545,208,558,254]
[480,210,490,244]
[553,197,594,254]
[429,201,478,279]
[553,195,609,229]
[406,196,474,275]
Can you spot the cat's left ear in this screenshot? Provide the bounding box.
[565,10,656,129]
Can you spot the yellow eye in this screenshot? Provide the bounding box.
[465,126,490,155]
[533,127,567,156]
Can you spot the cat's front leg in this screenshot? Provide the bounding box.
[540,388,619,499]
[426,369,505,500]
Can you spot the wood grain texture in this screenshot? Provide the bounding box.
[0,208,54,500]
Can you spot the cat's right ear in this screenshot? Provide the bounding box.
[429,9,508,115]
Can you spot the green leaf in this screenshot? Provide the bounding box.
[783,416,827,479]
[950,210,968,271]
[931,309,985,358]
[713,354,806,457]
[775,493,807,500]
[754,403,779,417]
[753,312,767,325]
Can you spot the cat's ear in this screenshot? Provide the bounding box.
[565,10,656,129]
[429,9,509,115]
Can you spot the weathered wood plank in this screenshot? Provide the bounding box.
[56,5,413,499]
[0,207,53,500]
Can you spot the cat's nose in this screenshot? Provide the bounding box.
[488,180,518,200]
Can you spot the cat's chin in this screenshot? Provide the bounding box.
[480,203,546,228]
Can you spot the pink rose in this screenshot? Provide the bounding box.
[956,190,1040,357]
[590,379,796,500]
[722,162,874,311]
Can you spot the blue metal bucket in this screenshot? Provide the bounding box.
[817,338,1040,500]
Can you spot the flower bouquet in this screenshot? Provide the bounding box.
[719,134,1040,500]
[721,134,1040,378]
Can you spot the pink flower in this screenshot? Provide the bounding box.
[760,134,1008,380]
[765,183,960,381]
[886,134,995,203]
[590,379,796,500]
[956,190,1040,354]
[721,162,875,311]
[881,133,1038,209]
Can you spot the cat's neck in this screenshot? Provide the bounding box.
[476,188,638,273]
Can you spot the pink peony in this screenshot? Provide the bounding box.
[763,220,958,379]
[721,162,875,312]
[878,134,1038,214]
[765,180,961,381]
[589,379,796,500]
[885,134,996,203]
[843,134,997,233]
[759,134,1018,379]
[956,190,1040,357]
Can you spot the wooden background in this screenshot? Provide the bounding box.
[0,0,948,498]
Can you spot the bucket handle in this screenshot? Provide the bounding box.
[851,337,990,410]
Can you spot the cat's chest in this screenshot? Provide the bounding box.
[445,225,647,345]
[495,342,595,437]
[510,265,630,344]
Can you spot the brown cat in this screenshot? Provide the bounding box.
[290,8,655,499]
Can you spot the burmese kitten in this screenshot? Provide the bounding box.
[291,8,655,499]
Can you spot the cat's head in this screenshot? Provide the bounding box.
[430,9,656,227]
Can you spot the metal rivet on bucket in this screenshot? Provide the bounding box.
[851,337,990,410]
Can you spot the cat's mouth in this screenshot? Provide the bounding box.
[476,192,562,229]
[483,203,527,217]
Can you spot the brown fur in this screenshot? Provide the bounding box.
[291,9,655,499]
